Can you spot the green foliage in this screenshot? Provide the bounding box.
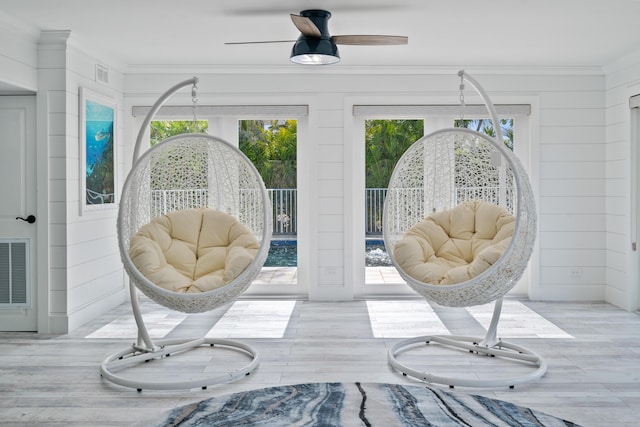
[365,119,424,188]
[150,120,208,146]
[148,119,297,189]
[454,118,513,150]
[239,120,297,188]
[147,118,512,193]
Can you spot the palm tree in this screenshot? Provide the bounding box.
[455,119,514,150]
[239,119,297,188]
[365,119,424,188]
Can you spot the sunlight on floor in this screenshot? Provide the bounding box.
[205,300,297,339]
[467,300,574,339]
[367,300,573,339]
[84,299,572,340]
[366,300,449,338]
[85,312,187,339]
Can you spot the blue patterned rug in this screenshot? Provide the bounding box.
[156,382,580,426]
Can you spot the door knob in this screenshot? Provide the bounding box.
[16,215,36,224]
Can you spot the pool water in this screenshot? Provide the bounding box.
[365,241,393,267]
[265,240,392,267]
[265,241,298,267]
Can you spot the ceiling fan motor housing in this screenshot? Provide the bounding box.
[300,10,332,37]
[226,8,406,64]
[291,9,340,64]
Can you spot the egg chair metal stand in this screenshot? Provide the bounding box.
[100,78,271,391]
[384,71,546,388]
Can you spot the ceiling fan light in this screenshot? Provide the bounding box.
[290,37,340,65]
[291,53,340,65]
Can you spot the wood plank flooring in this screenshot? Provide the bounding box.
[1,296,639,426]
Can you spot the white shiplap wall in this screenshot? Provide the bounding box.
[604,52,640,311]
[38,31,127,333]
[123,70,609,304]
[535,76,607,301]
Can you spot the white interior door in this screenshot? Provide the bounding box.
[0,95,37,331]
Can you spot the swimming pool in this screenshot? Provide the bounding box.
[265,239,392,267]
[365,240,393,267]
[265,240,298,267]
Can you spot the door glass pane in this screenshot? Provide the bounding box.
[150,120,208,147]
[454,118,514,150]
[239,120,297,286]
[364,117,515,289]
[365,119,423,285]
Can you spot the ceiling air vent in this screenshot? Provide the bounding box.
[95,64,109,84]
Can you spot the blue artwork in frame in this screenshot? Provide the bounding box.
[79,87,116,214]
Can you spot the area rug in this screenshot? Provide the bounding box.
[156,382,580,426]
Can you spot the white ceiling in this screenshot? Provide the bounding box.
[1,0,640,72]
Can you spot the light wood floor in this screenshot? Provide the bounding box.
[1,295,639,426]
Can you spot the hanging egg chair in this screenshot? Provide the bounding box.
[101,78,271,391]
[384,71,546,388]
[119,132,270,314]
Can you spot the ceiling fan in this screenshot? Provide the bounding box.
[225,9,408,65]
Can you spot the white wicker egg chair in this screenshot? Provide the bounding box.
[384,71,546,388]
[100,78,271,391]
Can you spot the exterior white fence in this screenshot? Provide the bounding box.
[366,188,387,235]
[150,189,298,235]
[270,188,296,235]
[151,187,513,236]
[150,189,209,217]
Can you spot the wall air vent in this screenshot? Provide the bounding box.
[0,240,29,307]
[95,64,109,84]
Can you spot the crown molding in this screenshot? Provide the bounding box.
[123,63,605,77]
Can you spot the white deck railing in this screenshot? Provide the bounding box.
[151,186,514,236]
[150,189,298,235]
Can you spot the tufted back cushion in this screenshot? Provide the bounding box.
[128,208,259,293]
[393,201,515,285]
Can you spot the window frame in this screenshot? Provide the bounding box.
[131,105,309,298]
[351,104,532,297]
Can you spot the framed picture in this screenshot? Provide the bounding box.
[79,87,116,214]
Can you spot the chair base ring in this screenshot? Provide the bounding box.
[100,337,259,391]
[388,334,547,388]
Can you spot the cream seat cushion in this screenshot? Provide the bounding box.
[393,201,515,285]
[128,208,260,293]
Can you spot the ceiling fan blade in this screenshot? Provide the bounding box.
[290,14,322,38]
[332,35,408,46]
[225,40,296,45]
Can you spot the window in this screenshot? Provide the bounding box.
[365,119,424,285]
[150,120,208,146]
[354,105,529,292]
[239,120,298,276]
[148,118,300,285]
[455,118,513,150]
